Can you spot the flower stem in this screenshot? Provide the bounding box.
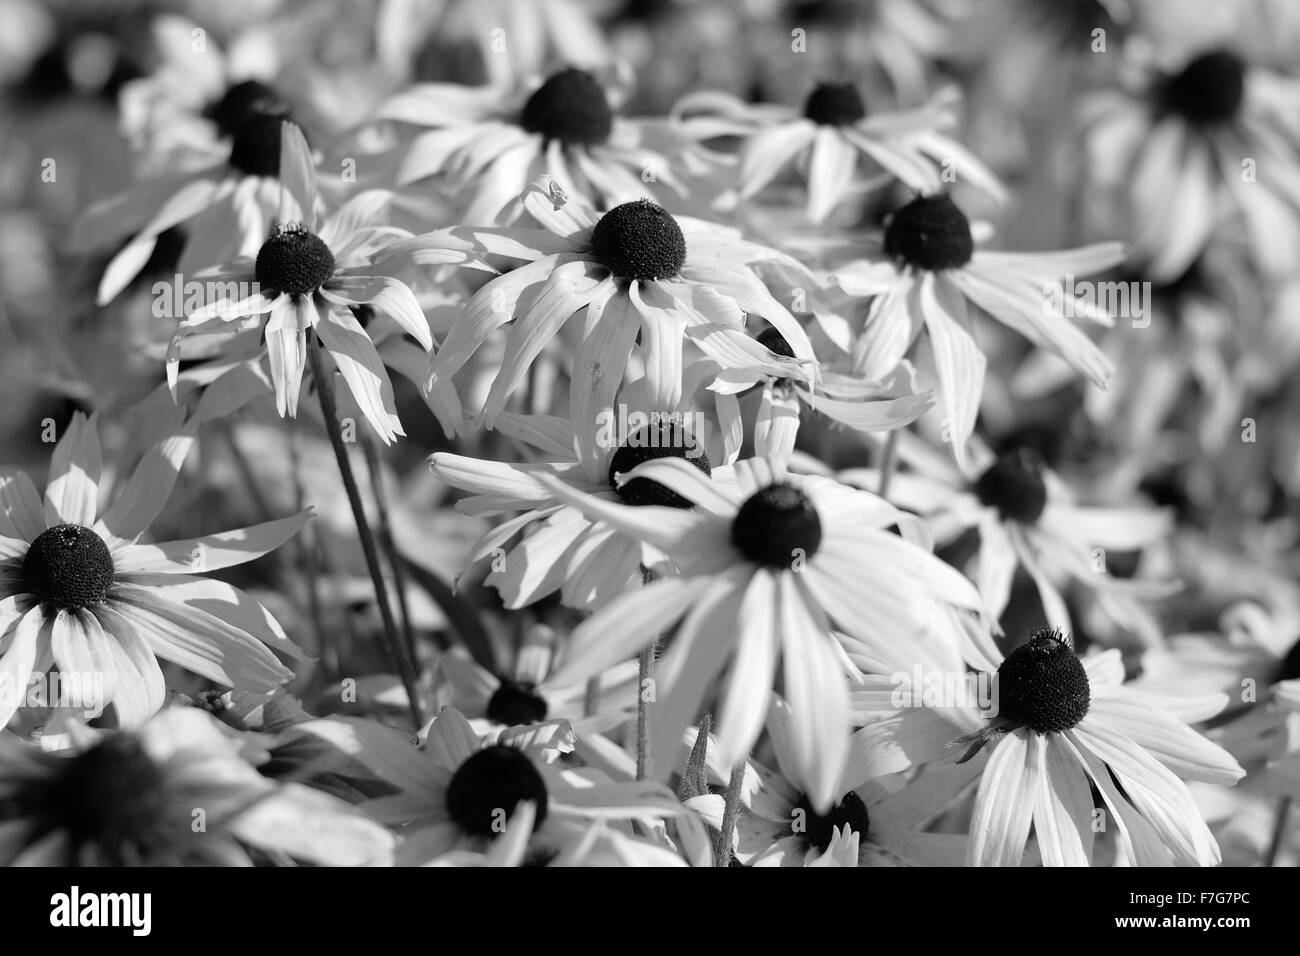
[307,336,424,729]
[290,426,333,682]
[636,640,655,781]
[878,428,901,499]
[360,432,419,669]
[1265,796,1291,866]
[714,761,746,867]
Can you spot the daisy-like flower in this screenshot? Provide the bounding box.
[420,177,813,428]
[70,74,307,306]
[530,455,988,809]
[841,440,1175,644]
[293,705,686,865]
[166,122,473,444]
[734,697,977,866]
[857,627,1245,865]
[673,84,1004,223]
[0,707,394,865]
[374,66,697,223]
[375,0,609,90]
[827,191,1128,464]
[431,407,724,611]
[434,628,641,730]
[1080,44,1300,280]
[1136,601,1300,768]
[718,325,932,462]
[0,412,310,730]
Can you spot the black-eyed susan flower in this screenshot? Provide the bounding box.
[166,122,479,443]
[0,412,309,730]
[418,177,813,424]
[674,84,1003,223]
[292,705,686,864]
[827,192,1127,464]
[0,707,393,865]
[531,455,989,810]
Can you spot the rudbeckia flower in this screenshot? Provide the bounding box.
[166,122,473,443]
[854,628,1245,865]
[673,84,1004,223]
[294,705,687,865]
[434,626,640,729]
[431,408,728,610]
[1081,45,1300,280]
[420,177,813,424]
[71,67,309,305]
[734,697,978,866]
[827,192,1127,464]
[0,707,394,865]
[716,325,933,462]
[530,455,988,809]
[839,441,1176,644]
[374,66,698,223]
[0,412,309,729]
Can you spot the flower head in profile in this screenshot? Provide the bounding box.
[673,84,1004,222]
[375,65,699,223]
[840,440,1176,644]
[71,42,310,306]
[531,455,988,809]
[0,707,393,865]
[734,698,978,867]
[420,177,813,431]
[166,122,474,443]
[1081,45,1300,279]
[431,403,728,611]
[828,192,1128,464]
[0,412,309,730]
[294,706,686,865]
[855,628,1245,865]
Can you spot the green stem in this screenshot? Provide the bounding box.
[307,337,424,729]
[636,640,655,781]
[877,428,901,500]
[714,762,746,867]
[360,432,419,670]
[1265,796,1291,867]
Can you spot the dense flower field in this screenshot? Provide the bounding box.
[1,0,1299,869]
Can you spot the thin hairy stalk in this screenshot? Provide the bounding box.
[306,336,424,728]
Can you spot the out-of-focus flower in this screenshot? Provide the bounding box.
[0,707,393,865]
[673,85,1003,223]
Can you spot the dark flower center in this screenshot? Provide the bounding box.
[590,200,687,282]
[803,82,866,126]
[22,524,115,611]
[757,326,796,359]
[255,225,335,296]
[731,483,822,568]
[207,79,292,137]
[445,744,549,838]
[519,68,613,146]
[228,113,296,178]
[486,678,549,725]
[1275,637,1300,684]
[973,448,1048,524]
[794,791,869,852]
[995,627,1091,734]
[608,423,711,507]
[882,194,974,271]
[50,736,168,855]
[1158,50,1245,126]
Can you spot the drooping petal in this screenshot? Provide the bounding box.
[315,307,405,444]
[111,511,312,574]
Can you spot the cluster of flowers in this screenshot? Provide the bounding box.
[3,0,1299,867]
